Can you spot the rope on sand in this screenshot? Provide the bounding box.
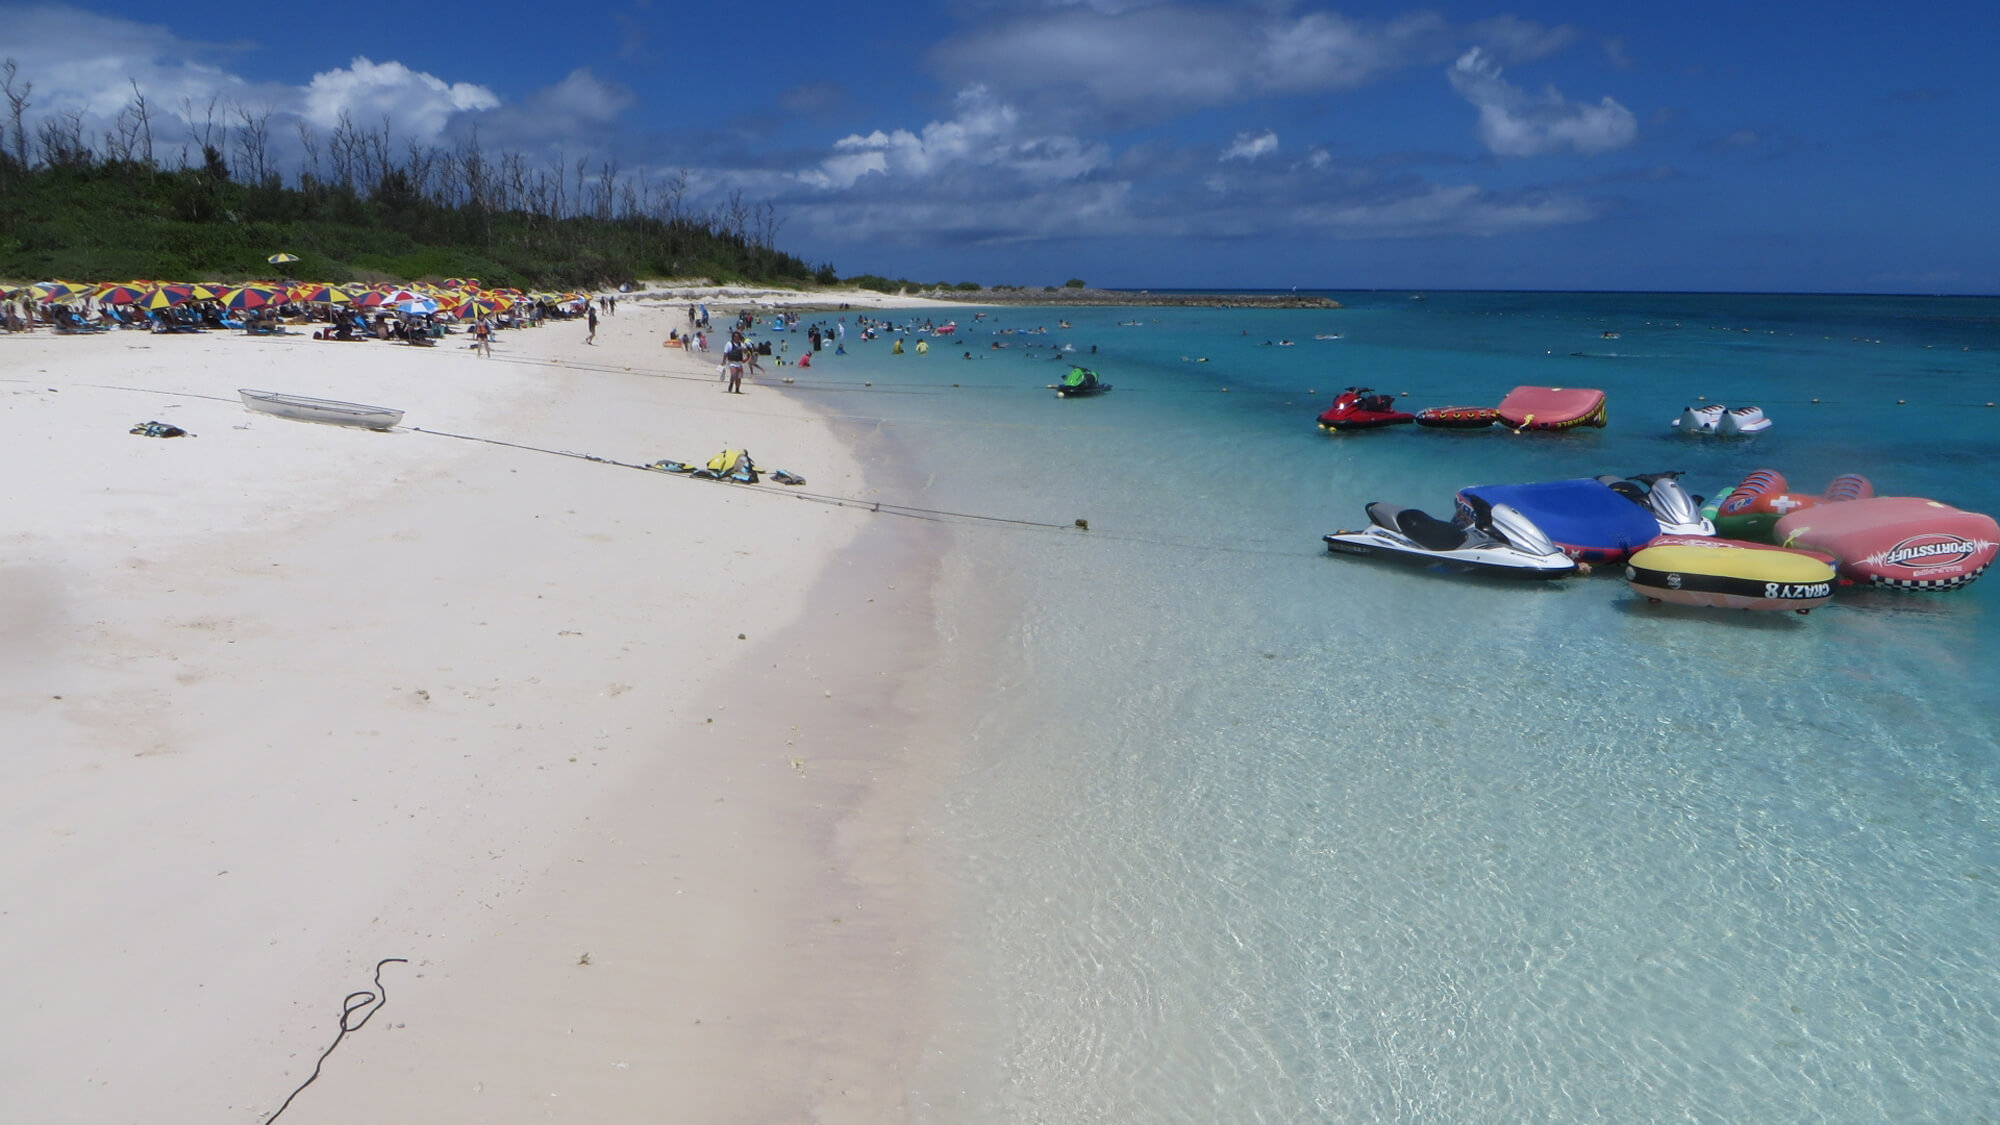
[263,957,407,1124]
[409,426,1085,533]
[408,425,1313,557]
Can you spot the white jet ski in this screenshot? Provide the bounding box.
[1323,495,1579,579]
[1600,471,1715,536]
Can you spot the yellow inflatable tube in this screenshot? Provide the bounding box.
[1625,535,1836,613]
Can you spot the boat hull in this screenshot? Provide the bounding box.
[1318,414,1413,431]
[239,389,403,430]
[1322,529,1575,578]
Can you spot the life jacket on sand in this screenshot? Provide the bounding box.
[704,448,758,482]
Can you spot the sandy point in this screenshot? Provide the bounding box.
[1,298,951,1122]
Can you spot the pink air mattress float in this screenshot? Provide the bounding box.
[1495,386,1607,431]
[1775,497,1999,591]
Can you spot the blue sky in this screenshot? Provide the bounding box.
[4,0,1996,293]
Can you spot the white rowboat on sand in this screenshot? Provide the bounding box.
[239,389,403,430]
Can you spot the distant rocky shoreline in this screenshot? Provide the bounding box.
[912,287,1341,309]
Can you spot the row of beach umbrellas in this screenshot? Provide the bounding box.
[6,276,591,320]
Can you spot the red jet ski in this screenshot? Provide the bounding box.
[1317,386,1414,432]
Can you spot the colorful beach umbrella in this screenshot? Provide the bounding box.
[292,283,356,305]
[218,285,280,310]
[139,284,196,310]
[451,295,506,319]
[268,253,300,265]
[93,282,150,305]
[31,280,88,301]
[396,297,440,315]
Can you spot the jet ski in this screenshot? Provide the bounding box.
[1054,365,1111,397]
[1317,386,1414,431]
[1323,495,1579,579]
[1599,471,1715,536]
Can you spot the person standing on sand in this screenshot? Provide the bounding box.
[474,316,492,357]
[724,342,745,393]
[585,305,598,345]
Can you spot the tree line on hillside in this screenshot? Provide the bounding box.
[0,59,828,289]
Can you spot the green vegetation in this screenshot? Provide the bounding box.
[844,274,985,294]
[0,157,818,288]
[1064,278,1086,288]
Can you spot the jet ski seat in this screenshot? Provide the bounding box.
[1366,502,1470,552]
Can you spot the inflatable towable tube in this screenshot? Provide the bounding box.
[1777,497,1999,591]
[1625,535,1836,613]
[1415,406,1502,429]
[1712,470,1872,543]
[1495,386,1607,431]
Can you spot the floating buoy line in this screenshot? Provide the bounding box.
[409,423,1090,533]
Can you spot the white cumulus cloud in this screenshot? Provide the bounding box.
[1447,47,1636,157]
[1221,130,1277,161]
[798,86,1106,190]
[301,57,499,140]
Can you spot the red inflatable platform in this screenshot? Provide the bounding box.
[1495,386,1607,431]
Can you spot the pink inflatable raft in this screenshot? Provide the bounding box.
[1495,386,1607,431]
[1776,497,1999,591]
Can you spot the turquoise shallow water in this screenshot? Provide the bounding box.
[781,292,1999,1122]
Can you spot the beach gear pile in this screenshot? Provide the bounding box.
[646,448,806,486]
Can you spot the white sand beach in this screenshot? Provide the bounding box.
[1,288,961,1122]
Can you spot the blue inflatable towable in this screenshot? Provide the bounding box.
[1456,479,1663,564]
